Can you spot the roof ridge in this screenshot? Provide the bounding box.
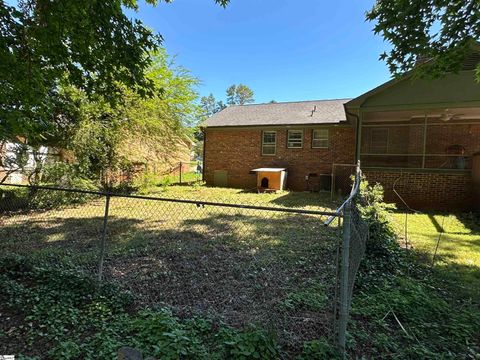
[231,98,353,107]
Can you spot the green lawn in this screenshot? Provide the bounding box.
[391,211,480,302]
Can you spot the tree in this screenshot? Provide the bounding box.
[366,1,480,80]
[199,94,227,118]
[0,0,229,143]
[62,48,201,183]
[226,84,255,105]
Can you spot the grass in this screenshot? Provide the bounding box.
[0,185,339,358]
[346,184,480,359]
[145,185,337,209]
[391,211,480,302]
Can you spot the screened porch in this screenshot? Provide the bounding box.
[359,108,480,171]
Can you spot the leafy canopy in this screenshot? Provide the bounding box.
[226,84,255,105]
[68,48,201,179]
[200,94,226,117]
[0,0,228,141]
[366,0,480,79]
[199,84,255,119]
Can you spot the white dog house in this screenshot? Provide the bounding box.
[251,168,287,192]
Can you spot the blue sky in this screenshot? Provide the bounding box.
[128,0,391,103]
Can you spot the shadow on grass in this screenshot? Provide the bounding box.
[269,191,337,209]
[408,232,480,304]
[0,209,339,353]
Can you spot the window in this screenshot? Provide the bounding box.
[312,129,329,148]
[370,128,389,154]
[287,130,303,148]
[262,131,276,155]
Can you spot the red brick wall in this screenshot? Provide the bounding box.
[204,126,356,191]
[364,169,473,210]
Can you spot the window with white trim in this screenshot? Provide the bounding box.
[262,131,276,155]
[287,130,303,148]
[312,129,329,148]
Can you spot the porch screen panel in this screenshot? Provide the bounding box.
[424,122,480,169]
[361,118,480,170]
[360,122,425,168]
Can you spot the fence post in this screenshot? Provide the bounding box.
[97,194,111,283]
[338,200,351,357]
[179,162,182,184]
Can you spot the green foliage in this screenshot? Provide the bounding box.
[226,84,255,105]
[218,326,280,359]
[0,0,159,142]
[0,255,282,359]
[28,162,98,209]
[366,1,480,80]
[134,171,162,194]
[357,178,404,279]
[68,49,200,184]
[0,163,97,211]
[40,162,96,190]
[281,281,328,312]
[351,276,480,358]
[0,142,30,183]
[0,186,30,211]
[200,93,227,117]
[0,0,230,143]
[298,338,340,360]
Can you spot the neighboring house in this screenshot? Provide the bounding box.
[203,49,480,210]
[0,142,50,184]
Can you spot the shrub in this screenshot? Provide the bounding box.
[132,171,156,194]
[0,186,30,212]
[29,162,98,209]
[356,178,404,278]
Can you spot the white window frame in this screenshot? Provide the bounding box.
[262,131,277,156]
[287,130,303,149]
[312,129,329,148]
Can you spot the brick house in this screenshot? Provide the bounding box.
[203,99,356,192]
[203,51,480,210]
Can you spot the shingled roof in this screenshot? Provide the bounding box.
[203,99,351,127]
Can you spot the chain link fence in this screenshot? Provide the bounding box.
[325,162,369,356]
[0,183,338,355]
[331,163,358,200]
[0,166,367,356]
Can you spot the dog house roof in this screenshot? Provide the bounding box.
[251,168,286,172]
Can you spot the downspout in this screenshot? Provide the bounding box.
[344,108,360,162]
[202,127,206,182]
